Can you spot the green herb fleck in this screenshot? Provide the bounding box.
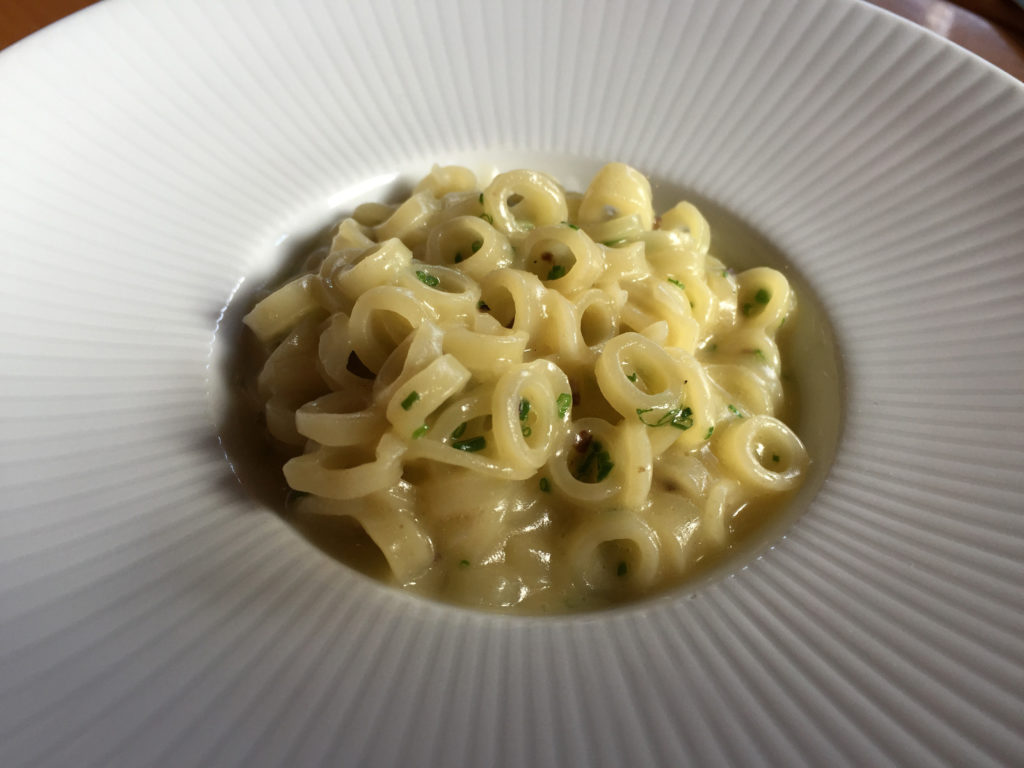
[721,268,729,278]
[539,477,551,492]
[400,391,420,410]
[479,193,484,204]
[708,342,718,352]
[412,423,429,439]
[546,264,567,281]
[521,425,532,438]
[667,277,686,290]
[452,435,486,452]
[416,270,440,287]
[742,302,753,316]
[617,561,628,577]
[519,398,531,421]
[562,221,580,230]
[574,439,615,482]
[451,422,467,439]
[471,239,483,253]
[636,405,694,430]
[459,558,470,568]
[556,393,572,419]
[479,212,494,224]
[603,238,627,247]
[477,300,490,311]
[755,288,771,305]
[772,453,781,463]
[728,404,744,418]
[627,372,638,383]
[453,252,464,263]
[753,348,766,360]
[704,425,714,440]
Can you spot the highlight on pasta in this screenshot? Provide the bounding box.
[242,162,808,612]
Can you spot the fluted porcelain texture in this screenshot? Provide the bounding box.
[1,0,1023,766]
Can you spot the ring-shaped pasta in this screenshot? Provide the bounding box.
[348,285,438,372]
[582,214,645,247]
[243,274,322,345]
[566,511,660,592]
[574,288,621,349]
[295,485,434,583]
[714,326,782,376]
[479,268,546,338]
[577,162,655,231]
[705,363,782,417]
[295,390,384,447]
[715,415,808,493]
[373,192,441,249]
[330,217,375,253]
[481,169,568,238]
[372,321,445,404]
[599,240,648,285]
[424,214,514,282]
[595,332,683,420]
[283,433,407,500]
[395,262,480,323]
[326,238,413,305]
[518,225,605,295]
[659,200,711,256]
[442,326,529,382]
[491,360,573,474]
[736,267,793,331]
[533,290,587,363]
[639,230,703,278]
[547,417,621,503]
[413,164,478,198]
[407,387,533,480]
[386,353,472,438]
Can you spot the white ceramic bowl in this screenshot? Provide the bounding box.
[2,1,1022,766]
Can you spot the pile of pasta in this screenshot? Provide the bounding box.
[244,163,807,612]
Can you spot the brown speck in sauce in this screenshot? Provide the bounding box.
[574,430,593,454]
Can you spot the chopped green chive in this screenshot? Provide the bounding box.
[451,422,467,439]
[471,239,483,253]
[477,300,490,311]
[627,372,639,383]
[412,424,429,439]
[562,221,580,230]
[478,193,484,204]
[519,398,531,421]
[452,435,486,452]
[479,212,494,224]
[742,302,754,316]
[416,270,440,287]
[521,425,532,438]
[728,404,744,417]
[667,277,686,290]
[574,439,614,482]
[603,238,627,247]
[539,477,551,492]
[753,348,766,360]
[704,425,715,440]
[459,558,470,568]
[556,393,572,419]
[721,268,729,277]
[755,288,771,305]
[636,405,694,430]
[453,252,464,263]
[772,453,781,463]
[546,264,567,280]
[400,391,419,410]
[617,561,628,577]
